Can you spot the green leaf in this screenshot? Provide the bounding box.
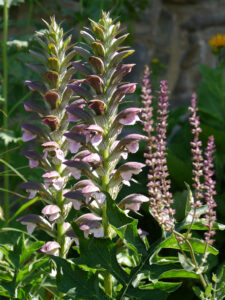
[178,252,194,271]
[75,237,129,285]
[8,234,24,269]
[159,234,218,255]
[51,256,109,300]
[144,263,181,282]
[139,281,182,293]
[106,193,147,256]
[0,131,21,146]
[124,286,167,300]
[159,269,199,280]
[20,241,44,265]
[193,286,202,298]
[180,220,225,231]
[205,283,212,297]
[198,64,225,124]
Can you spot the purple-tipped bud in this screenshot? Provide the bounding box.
[21,150,42,168]
[67,82,92,100]
[42,115,59,131]
[17,214,52,234]
[89,56,104,74]
[24,102,46,115]
[86,75,104,94]
[21,123,44,142]
[19,181,45,199]
[111,64,135,84]
[88,99,106,115]
[63,160,90,180]
[45,71,59,88]
[25,80,45,93]
[71,61,92,76]
[44,90,60,109]
[66,106,93,123]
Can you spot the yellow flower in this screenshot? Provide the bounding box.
[209,33,225,48]
[151,58,159,64]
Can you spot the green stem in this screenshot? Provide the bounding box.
[56,164,66,258]
[2,0,9,221]
[101,147,112,297]
[174,230,207,290]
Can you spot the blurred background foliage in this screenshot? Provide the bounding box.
[1,0,225,299]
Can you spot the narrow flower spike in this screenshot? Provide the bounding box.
[142,74,175,231]
[189,94,204,209]
[203,136,217,245]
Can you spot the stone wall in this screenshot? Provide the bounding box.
[4,0,225,106]
[133,0,225,106]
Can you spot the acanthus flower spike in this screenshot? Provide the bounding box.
[19,17,78,258]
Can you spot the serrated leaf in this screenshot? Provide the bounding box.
[51,256,109,299]
[75,237,129,285]
[20,241,44,265]
[0,131,21,146]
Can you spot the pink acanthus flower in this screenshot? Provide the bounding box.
[117,108,141,126]
[41,241,60,256]
[42,205,61,221]
[203,136,217,245]
[42,171,64,190]
[42,141,64,164]
[118,162,145,186]
[85,125,104,147]
[75,213,104,238]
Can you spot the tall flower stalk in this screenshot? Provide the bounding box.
[19,13,148,296]
[62,12,147,296]
[18,17,76,258]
